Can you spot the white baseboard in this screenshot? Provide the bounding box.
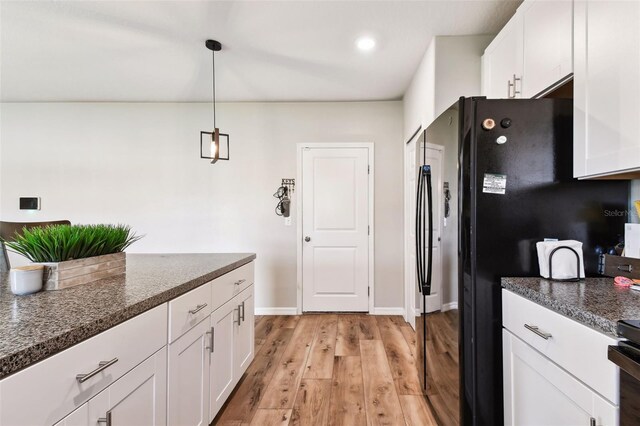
[371,307,405,315]
[254,307,298,315]
[256,307,407,316]
[413,302,458,316]
[442,302,458,312]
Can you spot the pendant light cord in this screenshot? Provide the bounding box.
[212,50,216,128]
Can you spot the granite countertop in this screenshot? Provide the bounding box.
[0,253,255,380]
[502,277,640,337]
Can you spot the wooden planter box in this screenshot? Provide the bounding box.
[42,252,126,290]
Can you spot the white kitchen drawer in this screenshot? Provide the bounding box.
[211,262,254,311]
[503,329,618,426]
[168,282,212,343]
[502,289,618,404]
[0,304,167,426]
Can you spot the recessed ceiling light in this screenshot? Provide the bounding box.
[356,36,376,52]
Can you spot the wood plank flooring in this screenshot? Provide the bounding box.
[423,311,460,426]
[214,314,438,425]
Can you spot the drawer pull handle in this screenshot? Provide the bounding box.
[189,303,208,315]
[617,264,633,272]
[76,358,119,383]
[234,279,246,286]
[97,411,112,426]
[524,324,552,340]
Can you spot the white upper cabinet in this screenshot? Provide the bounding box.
[482,0,573,99]
[574,0,640,178]
[482,12,523,99]
[521,0,573,98]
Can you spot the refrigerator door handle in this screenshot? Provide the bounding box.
[416,165,433,296]
[424,165,433,296]
[416,167,424,293]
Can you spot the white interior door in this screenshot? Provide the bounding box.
[302,146,370,312]
[404,137,418,328]
[419,145,443,314]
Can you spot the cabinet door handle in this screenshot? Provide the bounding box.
[234,279,246,286]
[524,324,552,340]
[240,301,245,323]
[206,327,214,353]
[188,303,208,315]
[234,306,241,325]
[77,358,119,383]
[97,411,112,426]
[513,74,521,97]
[590,417,596,426]
[507,79,514,98]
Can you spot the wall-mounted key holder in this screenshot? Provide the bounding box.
[274,179,295,218]
[281,178,295,194]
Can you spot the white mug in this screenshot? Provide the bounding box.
[10,265,44,295]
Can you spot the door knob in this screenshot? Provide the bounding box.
[305,236,311,242]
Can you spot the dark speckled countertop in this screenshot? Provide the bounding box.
[502,277,640,337]
[0,253,255,380]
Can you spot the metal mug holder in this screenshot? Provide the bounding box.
[548,245,582,282]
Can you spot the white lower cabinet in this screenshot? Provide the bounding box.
[107,347,167,425]
[208,285,256,422]
[55,347,167,426]
[234,286,255,376]
[167,318,211,426]
[209,298,236,421]
[503,329,618,425]
[0,262,255,426]
[0,304,167,426]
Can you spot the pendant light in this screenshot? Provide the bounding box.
[200,39,229,164]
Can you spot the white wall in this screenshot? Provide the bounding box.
[0,101,404,310]
[403,35,491,311]
[403,35,492,142]
[403,39,435,142]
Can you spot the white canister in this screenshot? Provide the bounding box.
[10,265,44,295]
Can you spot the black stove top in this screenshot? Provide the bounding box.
[618,320,640,344]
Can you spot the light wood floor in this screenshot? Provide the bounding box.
[213,314,439,425]
[423,310,459,425]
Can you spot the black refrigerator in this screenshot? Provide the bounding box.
[415,97,630,426]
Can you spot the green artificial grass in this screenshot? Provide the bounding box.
[2,224,142,263]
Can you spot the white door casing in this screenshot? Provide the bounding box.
[297,143,374,313]
[404,135,418,328]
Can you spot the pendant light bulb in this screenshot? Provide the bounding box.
[211,138,218,157]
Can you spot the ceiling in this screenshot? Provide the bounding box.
[0,0,520,102]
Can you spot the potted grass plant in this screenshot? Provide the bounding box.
[3,224,141,290]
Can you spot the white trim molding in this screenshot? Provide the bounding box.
[441,302,458,312]
[413,303,458,317]
[372,307,405,316]
[254,307,298,316]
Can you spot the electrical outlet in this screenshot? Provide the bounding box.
[285,217,292,226]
